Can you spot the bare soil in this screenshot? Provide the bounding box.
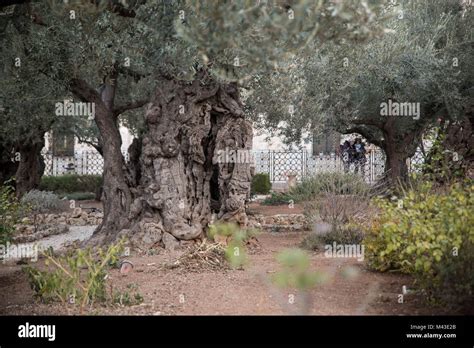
[0,230,449,315]
[247,202,305,215]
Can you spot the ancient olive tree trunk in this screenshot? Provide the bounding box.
[71,71,253,249]
[121,73,253,249]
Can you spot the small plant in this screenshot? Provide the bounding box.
[261,192,294,206]
[112,283,144,306]
[299,232,323,251]
[251,173,271,195]
[23,239,125,313]
[20,190,62,232]
[272,248,327,314]
[0,183,22,246]
[208,222,259,269]
[300,224,364,251]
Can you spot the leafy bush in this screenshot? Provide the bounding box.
[23,240,125,313]
[21,190,62,214]
[261,192,294,206]
[251,173,271,195]
[39,175,102,195]
[290,172,370,202]
[0,184,22,245]
[364,182,474,309]
[304,193,370,226]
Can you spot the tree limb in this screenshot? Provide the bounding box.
[113,99,148,117]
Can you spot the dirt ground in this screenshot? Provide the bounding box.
[0,230,449,315]
[247,201,305,215]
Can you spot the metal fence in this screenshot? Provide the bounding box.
[254,150,387,183]
[42,150,104,176]
[42,148,425,183]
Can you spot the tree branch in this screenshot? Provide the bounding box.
[117,66,150,82]
[113,99,148,117]
[73,131,103,156]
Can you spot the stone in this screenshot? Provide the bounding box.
[140,221,163,245]
[162,232,180,251]
[120,260,134,275]
[71,208,82,218]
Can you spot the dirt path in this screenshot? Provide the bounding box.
[0,231,447,315]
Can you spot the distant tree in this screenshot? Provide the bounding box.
[247,0,473,184]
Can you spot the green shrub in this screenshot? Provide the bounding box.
[23,240,125,313]
[63,192,96,201]
[251,173,271,195]
[21,190,62,231]
[21,190,62,213]
[365,182,474,309]
[0,183,22,246]
[261,192,294,206]
[290,172,370,202]
[39,175,102,195]
[299,233,322,251]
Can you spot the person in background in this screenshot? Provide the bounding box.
[352,138,366,176]
[340,140,352,173]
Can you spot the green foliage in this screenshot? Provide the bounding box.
[20,190,62,214]
[365,182,474,308]
[251,173,271,195]
[261,192,294,206]
[0,183,22,246]
[273,249,326,290]
[112,283,144,307]
[419,127,468,184]
[63,192,96,201]
[207,222,259,269]
[179,0,388,82]
[248,0,473,178]
[23,239,125,312]
[39,175,102,195]
[291,172,370,201]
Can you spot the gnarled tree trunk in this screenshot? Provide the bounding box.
[85,72,253,249]
[120,73,253,250]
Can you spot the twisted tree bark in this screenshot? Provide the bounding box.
[120,72,253,249]
[74,71,253,249]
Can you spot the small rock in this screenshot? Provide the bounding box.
[162,232,180,251]
[120,260,134,275]
[71,207,82,218]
